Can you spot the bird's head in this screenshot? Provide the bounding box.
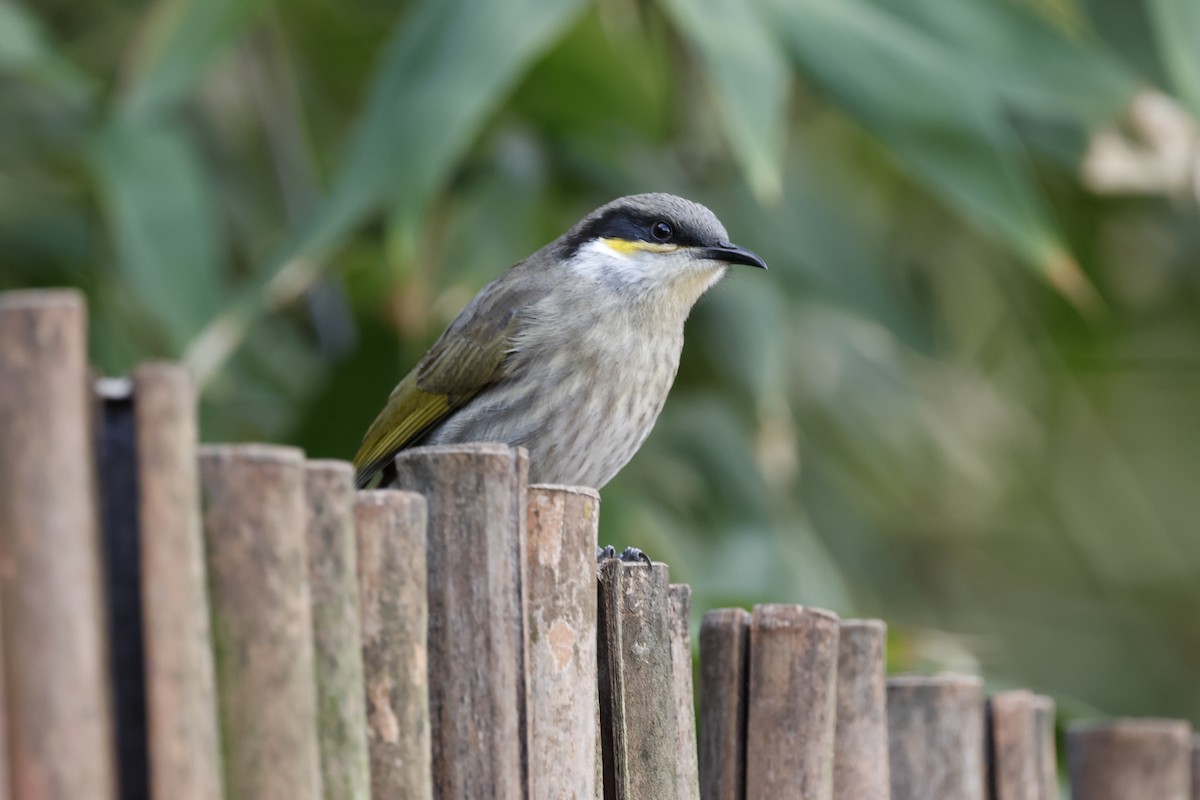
[555,193,766,305]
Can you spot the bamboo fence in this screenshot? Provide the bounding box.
[0,288,1196,799]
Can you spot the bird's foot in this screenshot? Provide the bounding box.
[596,545,652,566]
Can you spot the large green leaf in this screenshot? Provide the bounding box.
[765,0,1096,306]
[186,0,588,383]
[0,1,92,102]
[0,0,48,69]
[507,8,672,150]
[122,0,274,112]
[1148,0,1200,117]
[309,0,589,251]
[881,0,1135,124]
[92,116,226,354]
[659,0,790,201]
[1081,0,1169,89]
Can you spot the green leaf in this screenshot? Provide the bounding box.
[765,0,1097,306]
[123,0,273,112]
[186,0,588,384]
[659,0,790,201]
[881,0,1135,124]
[1148,0,1200,116]
[312,0,590,250]
[92,115,226,353]
[508,8,672,147]
[1081,0,1169,88]
[0,1,93,102]
[0,0,46,69]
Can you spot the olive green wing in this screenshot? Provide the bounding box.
[352,275,541,487]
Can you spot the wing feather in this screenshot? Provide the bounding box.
[352,268,547,487]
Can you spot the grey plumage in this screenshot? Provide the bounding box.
[353,193,765,489]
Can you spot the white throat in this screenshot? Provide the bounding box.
[569,239,727,311]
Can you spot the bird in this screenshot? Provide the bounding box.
[352,192,766,492]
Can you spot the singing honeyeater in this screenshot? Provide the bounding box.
[353,193,766,490]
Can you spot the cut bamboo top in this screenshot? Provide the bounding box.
[400,442,516,458]
[1071,718,1191,736]
[753,604,840,628]
[0,288,85,310]
[197,444,306,464]
[528,483,600,500]
[888,674,983,689]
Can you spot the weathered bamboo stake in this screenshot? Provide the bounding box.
[698,608,750,800]
[0,621,6,799]
[133,364,222,800]
[354,489,431,800]
[596,676,604,800]
[833,619,889,800]
[0,289,115,800]
[392,444,529,800]
[668,584,701,800]
[304,461,370,800]
[1067,718,1191,799]
[887,674,985,800]
[199,445,323,800]
[95,376,149,800]
[1031,695,1057,800]
[598,560,679,800]
[987,690,1039,800]
[744,604,840,800]
[524,485,599,800]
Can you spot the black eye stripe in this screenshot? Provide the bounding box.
[560,206,708,258]
[588,212,697,244]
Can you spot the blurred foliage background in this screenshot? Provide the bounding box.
[4,0,1200,731]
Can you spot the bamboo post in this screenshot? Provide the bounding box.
[698,608,750,800]
[0,640,6,800]
[597,679,604,800]
[597,559,678,800]
[199,445,323,800]
[1067,718,1191,799]
[355,489,431,800]
[95,376,148,799]
[524,485,599,800]
[595,556,681,800]
[392,444,529,800]
[744,604,840,800]
[304,462,370,800]
[134,364,222,800]
[987,690,1039,800]
[887,674,985,800]
[668,584,701,800]
[1031,696,1056,800]
[833,619,889,800]
[0,289,115,800]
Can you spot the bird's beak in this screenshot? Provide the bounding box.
[700,243,768,270]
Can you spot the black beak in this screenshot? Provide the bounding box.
[701,242,768,270]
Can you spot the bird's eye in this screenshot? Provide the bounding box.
[650,221,673,241]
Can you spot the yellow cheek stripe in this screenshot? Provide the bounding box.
[599,238,680,256]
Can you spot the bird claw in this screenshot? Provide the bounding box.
[596,545,652,566]
[620,546,652,566]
